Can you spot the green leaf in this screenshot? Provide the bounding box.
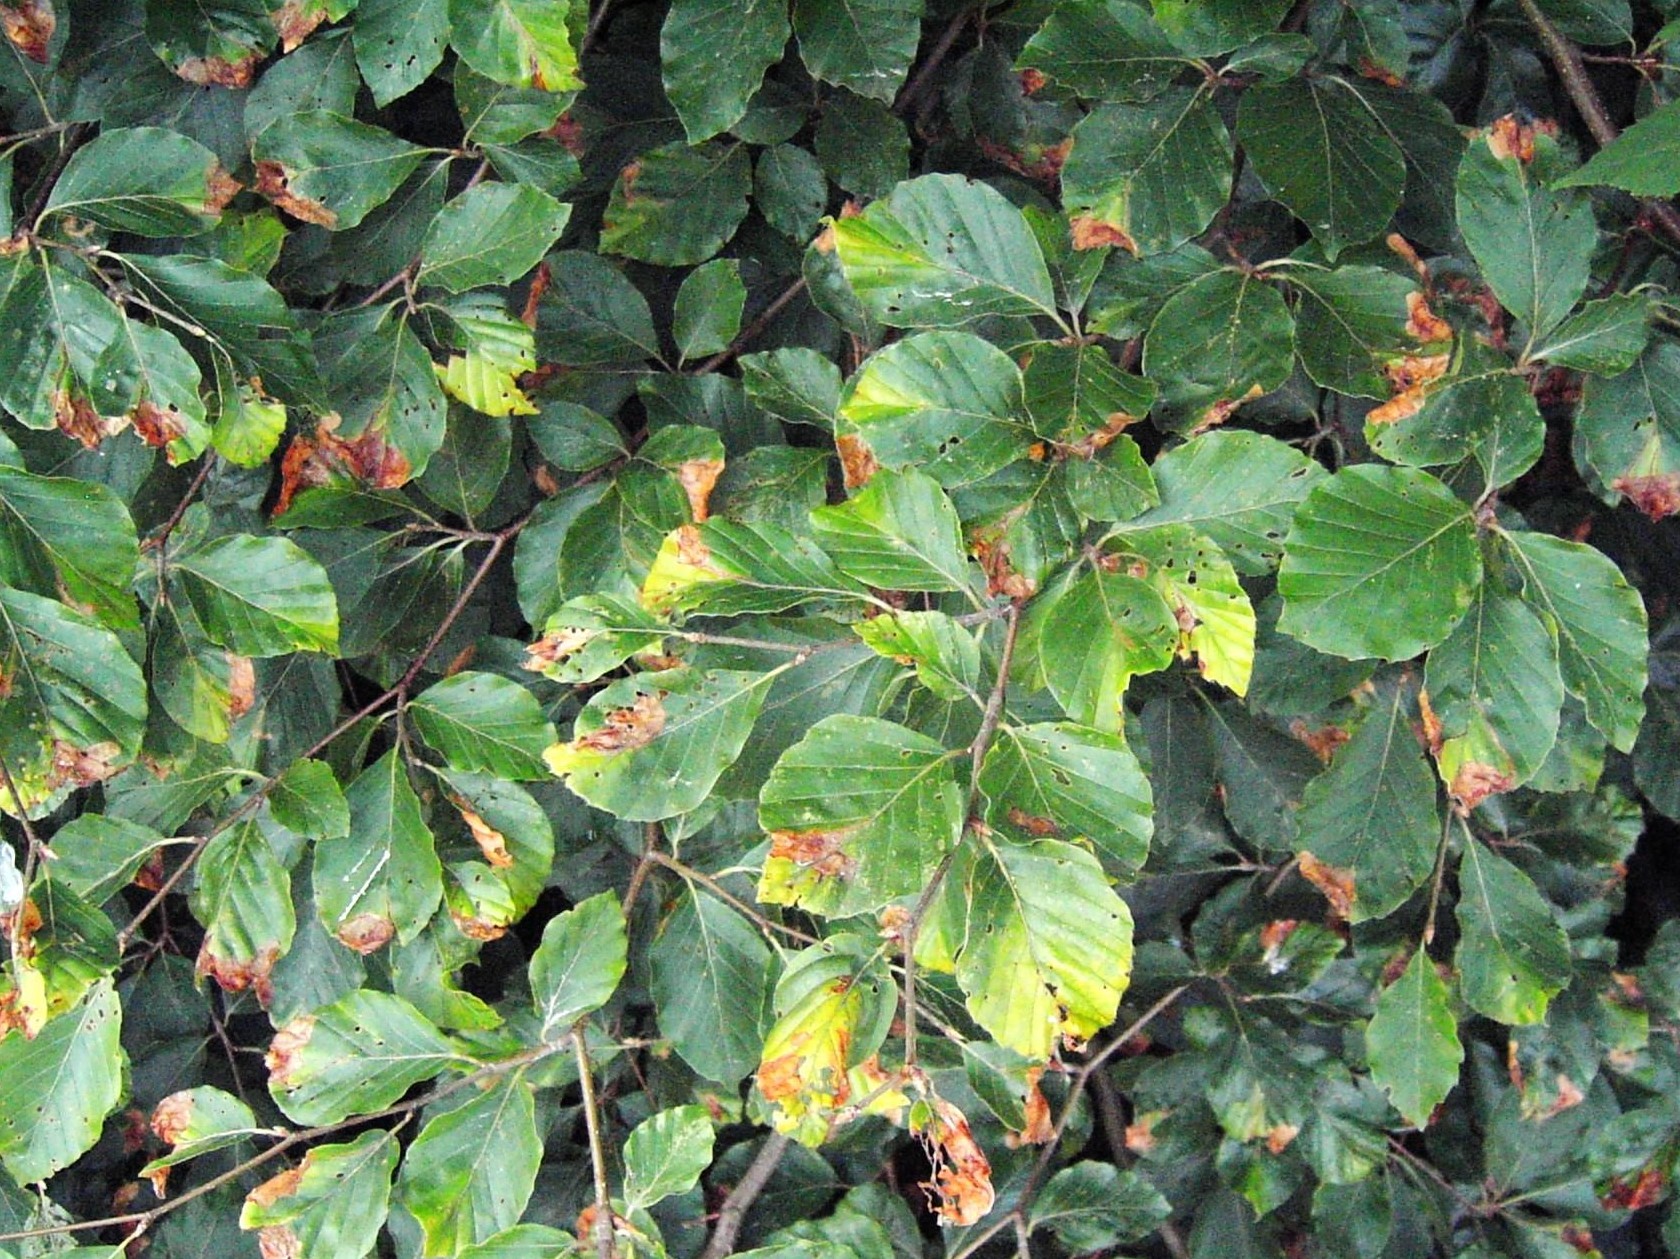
[396,1079,541,1257]
[313,750,443,953]
[673,259,746,362]
[599,141,752,266]
[1111,524,1257,696]
[448,0,581,90]
[1029,1163,1172,1251]
[171,534,339,657]
[1277,465,1481,661]
[741,348,841,430]
[1017,0,1187,102]
[814,91,909,199]
[142,1087,261,1179]
[355,0,451,105]
[456,1225,577,1259]
[0,979,124,1185]
[1556,97,1680,196]
[45,815,171,905]
[544,668,769,820]
[1062,87,1232,255]
[953,836,1134,1060]
[1456,129,1595,345]
[1296,685,1439,922]
[661,0,789,141]
[853,610,980,701]
[144,0,272,82]
[1365,948,1460,1128]
[1143,269,1295,430]
[1152,0,1290,54]
[240,1129,398,1259]
[268,759,349,840]
[417,183,571,293]
[755,144,829,242]
[1365,342,1542,488]
[251,110,426,231]
[1424,590,1562,806]
[533,251,661,364]
[529,890,628,1039]
[1116,430,1323,574]
[622,1105,715,1211]
[0,587,148,818]
[1527,292,1650,374]
[980,722,1153,876]
[1022,340,1156,447]
[1573,338,1680,523]
[267,988,458,1126]
[1290,264,1426,399]
[1503,531,1647,752]
[190,816,296,1004]
[1022,569,1177,731]
[1238,76,1404,259]
[757,715,962,916]
[809,468,970,592]
[829,173,1058,327]
[1454,842,1571,1026]
[793,0,921,100]
[317,306,447,476]
[0,467,140,629]
[409,672,557,781]
[44,127,232,237]
[837,332,1031,489]
[650,889,772,1086]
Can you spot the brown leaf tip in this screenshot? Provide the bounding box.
[254,162,337,228]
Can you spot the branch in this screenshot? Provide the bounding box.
[1515,0,1680,247]
[575,1028,618,1259]
[700,1132,790,1259]
[691,278,807,375]
[903,603,1020,1069]
[894,3,978,121]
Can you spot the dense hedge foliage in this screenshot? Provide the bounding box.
[0,1,1678,1257]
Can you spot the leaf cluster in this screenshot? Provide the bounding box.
[0,1,1676,1258]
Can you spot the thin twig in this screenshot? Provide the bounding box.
[581,0,617,54]
[700,1132,789,1259]
[144,458,217,555]
[691,278,808,375]
[904,604,1020,1070]
[1423,806,1454,947]
[1515,0,1680,246]
[647,851,820,947]
[575,1027,618,1259]
[895,4,978,120]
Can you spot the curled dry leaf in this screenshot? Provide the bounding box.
[257,1226,301,1259]
[336,912,396,955]
[131,401,188,452]
[175,53,260,88]
[227,654,257,720]
[197,941,280,1006]
[677,458,725,522]
[49,739,121,789]
[1448,760,1515,812]
[1010,1067,1054,1146]
[1289,719,1350,764]
[265,1016,315,1087]
[54,390,118,449]
[836,433,878,490]
[573,691,666,754]
[0,0,54,62]
[524,626,599,672]
[1404,291,1453,343]
[768,827,857,880]
[1265,1122,1300,1154]
[254,162,338,228]
[270,0,327,51]
[915,1097,995,1227]
[1192,383,1264,435]
[456,802,514,869]
[1005,807,1059,837]
[274,420,412,514]
[1485,114,1557,164]
[1069,214,1137,254]
[150,1091,195,1146]
[1612,473,1680,521]
[1368,353,1450,426]
[1298,852,1357,922]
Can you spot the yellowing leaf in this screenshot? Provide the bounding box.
[435,352,537,416]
